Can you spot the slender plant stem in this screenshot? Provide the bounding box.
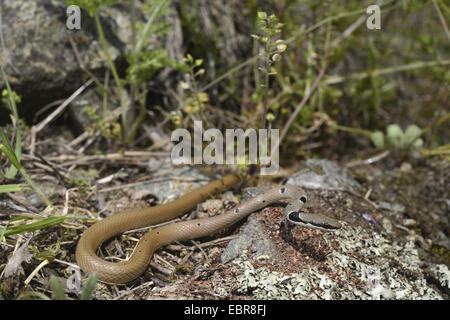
[94,13,123,96]
[325,60,450,85]
[128,84,148,143]
[130,0,137,48]
[135,0,169,53]
[262,41,271,127]
[330,124,372,136]
[19,166,53,208]
[94,12,128,141]
[432,0,450,43]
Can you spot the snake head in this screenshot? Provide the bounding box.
[285,196,342,231]
[284,196,307,218]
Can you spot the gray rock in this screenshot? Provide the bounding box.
[0,0,184,124]
[378,201,406,213]
[131,158,210,203]
[434,231,450,251]
[220,187,280,264]
[1,1,129,114]
[220,215,281,264]
[66,88,120,135]
[286,159,360,191]
[242,187,265,201]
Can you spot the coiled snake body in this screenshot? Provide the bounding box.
[76,174,341,284]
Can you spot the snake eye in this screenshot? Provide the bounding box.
[300,196,306,203]
[288,211,303,223]
[288,212,296,220]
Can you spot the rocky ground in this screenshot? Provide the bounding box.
[2,144,447,300]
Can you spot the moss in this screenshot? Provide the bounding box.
[429,245,450,265]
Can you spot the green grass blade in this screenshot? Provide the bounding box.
[17,167,53,208]
[3,215,88,237]
[0,127,53,207]
[17,291,51,300]
[0,65,19,118]
[80,273,98,300]
[0,220,10,244]
[0,183,29,193]
[135,0,169,53]
[0,129,22,170]
[1,65,21,178]
[8,125,21,178]
[50,276,67,300]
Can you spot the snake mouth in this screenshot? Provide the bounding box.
[287,211,304,223]
[287,212,341,230]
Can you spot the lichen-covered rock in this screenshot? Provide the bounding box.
[229,222,443,299]
[428,264,450,290]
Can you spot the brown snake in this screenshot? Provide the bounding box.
[75,174,341,284]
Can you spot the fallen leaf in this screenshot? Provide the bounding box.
[3,238,33,278]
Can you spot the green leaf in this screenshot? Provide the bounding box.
[0,65,22,178]
[257,11,267,20]
[50,277,67,300]
[404,125,422,146]
[66,0,118,17]
[413,138,423,147]
[370,131,385,148]
[0,184,30,193]
[127,49,187,83]
[2,215,85,237]
[0,65,19,119]
[0,128,22,170]
[17,291,51,300]
[386,124,404,148]
[80,273,98,300]
[135,0,170,53]
[194,59,204,67]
